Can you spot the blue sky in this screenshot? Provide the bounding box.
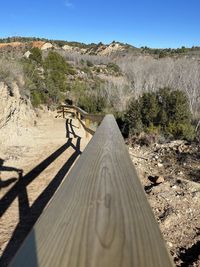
[0,0,200,48]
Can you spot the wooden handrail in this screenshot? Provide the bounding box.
[57,104,104,123]
[57,104,104,138]
[9,115,174,267]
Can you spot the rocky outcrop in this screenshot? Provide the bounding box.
[62,42,127,56]
[0,42,23,49]
[41,42,54,50]
[62,44,87,54]
[98,43,126,56]
[0,82,36,146]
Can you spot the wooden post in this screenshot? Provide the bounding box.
[85,118,90,138]
[78,112,81,128]
[62,106,65,118]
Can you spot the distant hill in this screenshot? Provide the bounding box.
[0,37,138,57]
[1,36,200,58]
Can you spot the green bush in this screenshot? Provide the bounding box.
[67,68,76,75]
[44,51,67,73]
[146,123,161,135]
[107,62,121,73]
[126,88,194,140]
[29,48,42,64]
[125,98,143,135]
[115,112,129,138]
[44,51,68,102]
[31,90,42,107]
[141,92,159,127]
[30,89,49,107]
[86,60,94,67]
[78,93,106,113]
[22,58,45,101]
[167,122,194,140]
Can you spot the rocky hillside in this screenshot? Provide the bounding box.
[1,36,200,58]
[0,39,134,57]
[129,139,200,267]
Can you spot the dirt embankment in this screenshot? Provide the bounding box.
[129,140,200,267]
[0,81,36,147]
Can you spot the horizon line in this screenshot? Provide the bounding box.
[0,35,199,50]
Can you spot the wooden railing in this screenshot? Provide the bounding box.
[9,107,174,267]
[57,105,104,137]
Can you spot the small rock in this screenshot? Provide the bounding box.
[157,163,163,168]
[167,242,173,248]
[148,175,165,185]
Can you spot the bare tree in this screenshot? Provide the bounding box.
[118,55,200,118]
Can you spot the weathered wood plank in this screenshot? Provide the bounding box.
[9,115,174,267]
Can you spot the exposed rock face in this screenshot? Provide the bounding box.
[62,42,126,55]
[98,43,126,56]
[41,42,54,50]
[0,42,22,49]
[0,82,36,146]
[62,44,87,54]
[23,50,31,58]
[62,44,74,51]
[31,41,46,48]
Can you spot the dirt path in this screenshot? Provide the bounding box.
[0,112,90,266]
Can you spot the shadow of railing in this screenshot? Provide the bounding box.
[0,136,82,266]
[0,159,22,190]
[66,118,79,138]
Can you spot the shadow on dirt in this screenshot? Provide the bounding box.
[178,240,200,267]
[0,120,82,266]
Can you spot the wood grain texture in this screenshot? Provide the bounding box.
[9,115,174,267]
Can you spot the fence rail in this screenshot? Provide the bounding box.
[57,104,104,137]
[9,109,174,266]
[58,104,104,122]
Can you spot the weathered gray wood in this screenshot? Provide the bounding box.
[9,115,174,267]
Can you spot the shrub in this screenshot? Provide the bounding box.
[140,92,159,127]
[126,88,194,141]
[67,68,76,75]
[107,62,121,73]
[44,51,67,73]
[31,90,42,107]
[115,112,129,138]
[0,58,24,85]
[29,48,42,64]
[78,92,106,113]
[125,98,143,135]
[168,90,192,124]
[86,60,94,67]
[44,51,68,102]
[78,94,97,113]
[167,122,194,140]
